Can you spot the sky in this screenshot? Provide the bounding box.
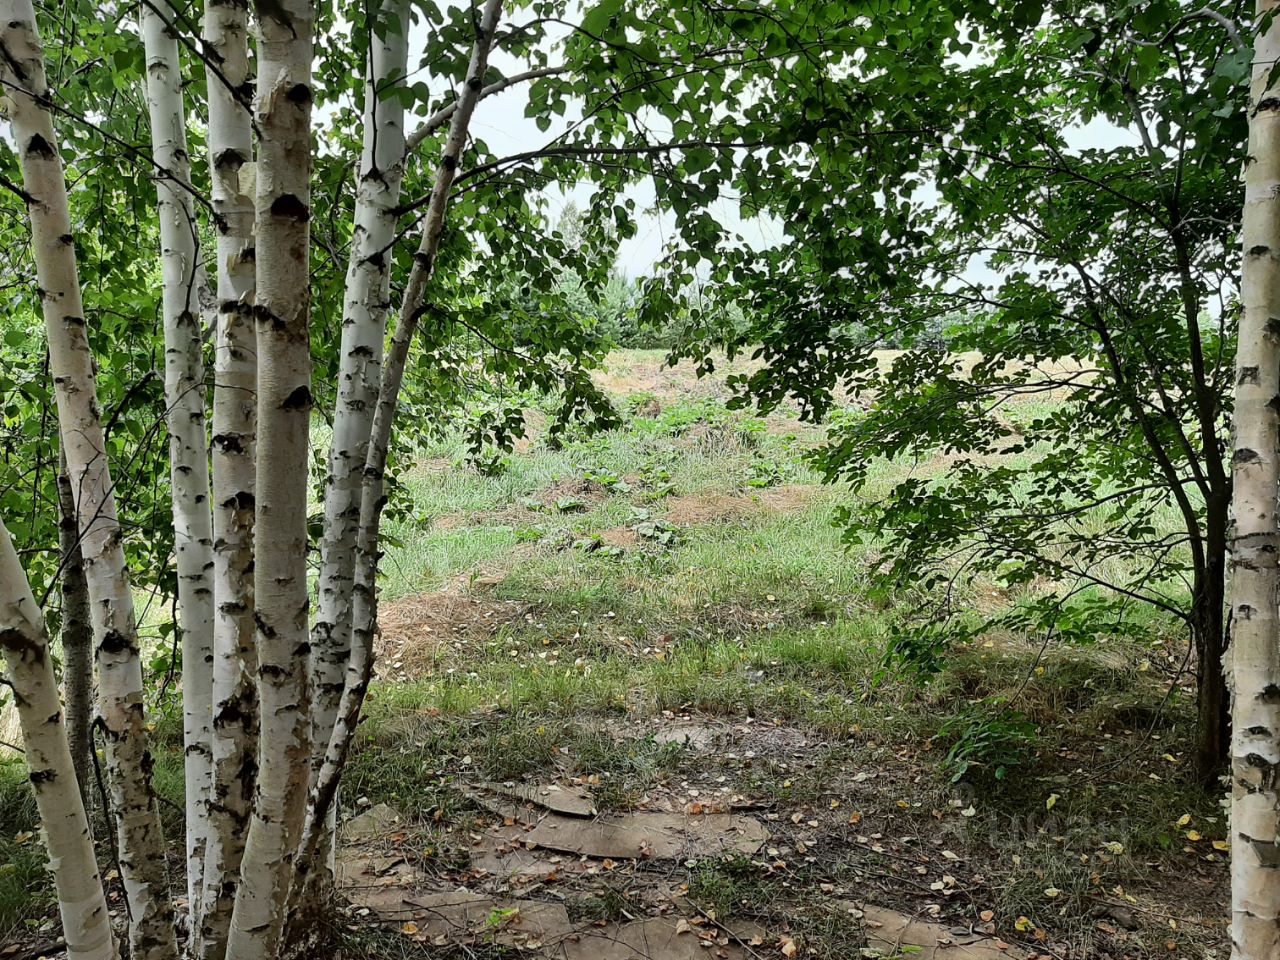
[413,6,1141,282]
[408,9,785,279]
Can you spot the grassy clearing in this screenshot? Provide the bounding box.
[341,351,1225,956]
[1,351,1226,957]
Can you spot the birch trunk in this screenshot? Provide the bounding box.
[0,7,178,958]
[57,452,93,812]
[299,0,504,864]
[1229,3,1280,955]
[308,0,411,869]
[224,0,314,954]
[138,1,217,922]
[0,519,116,960]
[198,0,258,955]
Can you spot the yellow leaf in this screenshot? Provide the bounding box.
[1044,887,1061,899]
[1213,840,1231,852]
[1015,916,1034,932]
[1176,814,1192,827]
[780,937,798,957]
[1186,830,1202,842]
[401,922,419,936]
[1046,794,1059,811]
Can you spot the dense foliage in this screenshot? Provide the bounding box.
[662,0,1245,781]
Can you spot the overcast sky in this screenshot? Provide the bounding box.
[413,8,1141,281]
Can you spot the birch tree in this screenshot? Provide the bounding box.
[138,0,217,918]
[299,0,505,870]
[0,519,115,960]
[309,0,411,859]
[56,454,93,810]
[0,4,179,957]
[1228,0,1280,953]
[198,0,258,952]
[222,0,314,951]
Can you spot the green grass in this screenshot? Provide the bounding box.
[0,353,1225,957]
[0,760,51,941]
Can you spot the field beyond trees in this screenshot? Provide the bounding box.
[4,351,1225,958]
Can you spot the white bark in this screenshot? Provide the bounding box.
[309,0,411,861]
[224,0,314,953]
[198,2,258,956]
[300,0,504,863]
[0,519,116,960]
[1230,3,1280,956]
[138,1,217,924]
[0,7,179,958]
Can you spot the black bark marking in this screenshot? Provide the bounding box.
[280,384,313,411]
[1240,366,1261,385]
[214,148,247,171]
[212,433,245,454]
[1242,832,1280,867]
[99,630,131,655]
[269,193,310,222]
[286,83,312,105]
[25,133,55,159]
[0,626,39,654]
[255,0,297,35]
